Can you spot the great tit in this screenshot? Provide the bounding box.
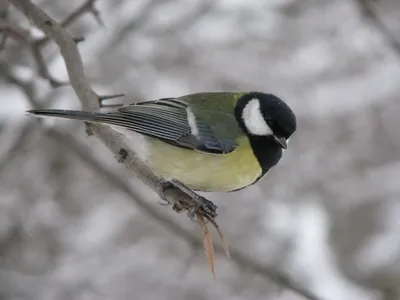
[28,92,296,193]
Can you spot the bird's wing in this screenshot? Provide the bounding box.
[96,98,239,154]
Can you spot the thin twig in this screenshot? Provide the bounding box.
[0,62,59,174]
[0,19,31,41]
[354,0,400,59]
[35,0,102,48]
[196,212,216,281]
[1,0,98,86]
[205,215,230,258]
[105,0,163,49]
[0,0,9,51]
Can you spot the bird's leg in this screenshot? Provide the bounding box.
[171,180,218,219]
[97,93,125,109]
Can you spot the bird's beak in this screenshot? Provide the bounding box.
[274,136,287,149]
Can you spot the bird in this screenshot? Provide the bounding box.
[28,92,296,215]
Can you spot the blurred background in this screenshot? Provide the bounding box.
[1,0,400,299]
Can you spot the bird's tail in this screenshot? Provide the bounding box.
[28,109,161,137]
[27,109,103,122]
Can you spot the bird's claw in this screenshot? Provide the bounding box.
[172,204,184,213]
[158,180,218,219]
[191,194,218,219]
[171,180,218,219]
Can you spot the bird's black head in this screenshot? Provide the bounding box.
[235,92,297,149]
[233,92,297,179]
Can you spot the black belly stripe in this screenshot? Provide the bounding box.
[250,135,282,177]
[229,136,282,192]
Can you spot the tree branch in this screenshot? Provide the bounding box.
[10,0,98,108]
[354,0,400,59]
[35,0,102,48]
[0,0,94,86]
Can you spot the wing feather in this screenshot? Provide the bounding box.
[95,97,237,154]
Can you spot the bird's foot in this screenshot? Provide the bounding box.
[185,194,217,221]
[171,180,218,219]
[158,180,217,219]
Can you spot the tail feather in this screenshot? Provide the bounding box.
[27,109,101,122]
[27,108,183,142]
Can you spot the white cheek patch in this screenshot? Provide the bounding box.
[242,98,273,136]
[186,107,199,136]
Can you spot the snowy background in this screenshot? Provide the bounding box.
[1,0,400,299]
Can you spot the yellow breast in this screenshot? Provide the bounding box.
[146,136,262,192]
